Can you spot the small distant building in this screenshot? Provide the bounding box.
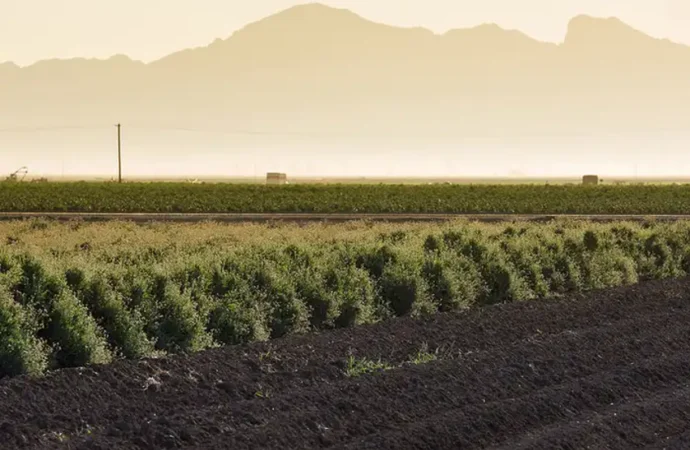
[582,175,599,185]
[266,172,287,185]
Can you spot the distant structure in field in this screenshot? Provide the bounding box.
[5,166,28,182]
[582,175,599,185]
[266,172,287,185]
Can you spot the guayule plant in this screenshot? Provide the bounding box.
[2,219,690,378]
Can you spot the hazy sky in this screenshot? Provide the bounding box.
[3,0,690,66]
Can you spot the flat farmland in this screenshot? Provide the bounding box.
[2,219,690,448]
[4,182,690,214]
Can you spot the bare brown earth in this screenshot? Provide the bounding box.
[1,277,690,449]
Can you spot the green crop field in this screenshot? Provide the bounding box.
[2,181,690,214]
[2,218,690,378]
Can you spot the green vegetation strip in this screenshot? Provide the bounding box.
[1,219,690,378]
[3,182,690,214]
[345,345,439,378]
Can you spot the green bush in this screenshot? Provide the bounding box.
[355,245,397,280]
[155,285,212,353]
[295,267,337,330]
[477,256,532,305]
[16,257,54,308]
[642,234,685,279]
[208,290,268,346]
[0,252,14,274]
[329,266,377,328]
[5,219,690,377]
[46,289,111,368]
[251,264,310,339]
[422,255,481,311]
[78,275,153,359]
[0,252,21,293]
[502,240,550,298]
[0,288,48,377]
[15,260,70,337]
[583,249,638,290]
[379,259,434,317]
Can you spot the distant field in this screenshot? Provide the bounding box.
[20,175,690,185]
[3,182,690,214]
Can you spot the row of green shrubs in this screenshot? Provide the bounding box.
[2,220,690,378]
[5,181,690,214]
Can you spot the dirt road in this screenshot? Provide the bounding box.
[2,212,690,223]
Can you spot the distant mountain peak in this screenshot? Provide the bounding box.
[568,14,626,27]
[242,1,368,30]
[278,2,351,15]
[442,22,554,53]
[22,54,142,72]
[565,14,664,46]
[0,61,19,71]
[192,2,377,51]
[445,22,543,41]
[107,54,137,63]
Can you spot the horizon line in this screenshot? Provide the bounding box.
[19,174,690,181]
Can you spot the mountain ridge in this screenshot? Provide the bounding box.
[4,3,688,69]
[1,2,689,144]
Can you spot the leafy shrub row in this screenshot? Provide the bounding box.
[4,182,690,214]
[2,220,690,377]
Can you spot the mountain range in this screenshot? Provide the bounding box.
[2,3,690,144]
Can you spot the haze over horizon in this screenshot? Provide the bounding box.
[2,2,690,180]
[3,0,690,66]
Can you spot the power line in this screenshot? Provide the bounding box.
[1,123,688,138]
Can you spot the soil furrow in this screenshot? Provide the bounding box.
[646,429,690,450]
[1,277,690,449]
[11,299,690,448]
[78,308,690,449]
[490,384,690,450]
[334,355,690,450]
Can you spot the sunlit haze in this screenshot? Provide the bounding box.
[2,1,690,180]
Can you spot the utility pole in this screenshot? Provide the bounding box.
[116,123,122,183]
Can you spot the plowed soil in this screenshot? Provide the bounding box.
[1,278,690,449]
